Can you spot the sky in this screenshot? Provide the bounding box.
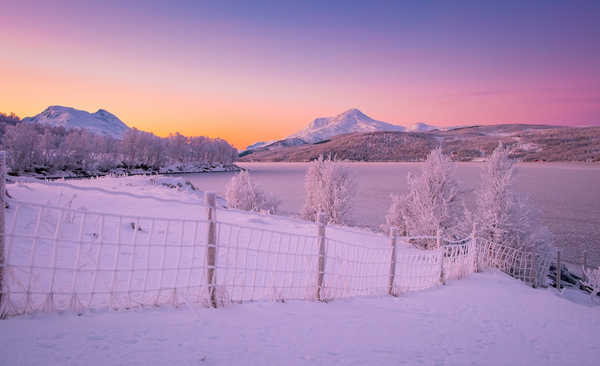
[1,0,599,149]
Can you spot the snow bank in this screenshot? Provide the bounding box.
[0,272,598,366]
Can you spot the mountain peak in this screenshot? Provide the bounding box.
[288,108,405,143]
[23,106,130,139]
[341,108,363,115]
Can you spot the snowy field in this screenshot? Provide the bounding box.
[1,272,598,366]
[1,175,598,366]
[183,162,600,266]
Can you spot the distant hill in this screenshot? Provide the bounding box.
[240,124,600,162]
[406,122,439,132]
[23,106,130,139]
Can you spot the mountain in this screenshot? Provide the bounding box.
[287,108,405,143]
[240,124,598,162]
[23,106,130,139]
[246,141,270,151]
[240,138,307,157]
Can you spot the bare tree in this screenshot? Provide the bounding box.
[301,155,356,225]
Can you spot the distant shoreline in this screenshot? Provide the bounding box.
[8,164,243,181]
[237,161,600,169]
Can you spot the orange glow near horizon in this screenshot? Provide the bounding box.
[2,2,599,150]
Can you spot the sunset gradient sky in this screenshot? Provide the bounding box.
[2,0,599,149]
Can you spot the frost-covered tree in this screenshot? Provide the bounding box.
[476,144,552,253]
[2,123,41,172]
[301,155,356,225]
[385,148,462,245]
[225,171,280,213]
[1,121,238,174]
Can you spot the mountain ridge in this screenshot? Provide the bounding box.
[23,105,130,139]
[239,124,599,162]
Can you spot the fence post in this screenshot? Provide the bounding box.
[555,250,561,291]
[582,251,588,282]
[438,228,445,285]
[388,227,398,296]
[316,212,327,302]
[0,151,5,312]
[471,222,478,272]
[205,192,217,308]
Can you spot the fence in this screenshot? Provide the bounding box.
[476,237,554,288]
[0,190,486,317]
[0,173,551,317]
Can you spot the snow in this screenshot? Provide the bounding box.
[2,175,598,366]
[246,109,457,149]
[288,108,406,143]
[407,122,439,132]
[22,105,130,139]
[0,271,598,366]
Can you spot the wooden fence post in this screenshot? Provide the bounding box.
[582,251,588,282]
[316,212,327,302]
[0,151,5,311]
[205,192,217,308]
[388,228,398,296]
[555,250,561,291]
[438,228,445,285]
[471,222,478,273]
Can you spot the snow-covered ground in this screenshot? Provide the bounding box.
[1,272,598,366]
[1,175,598,366]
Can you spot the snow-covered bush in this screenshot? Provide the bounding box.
[476,144,552,254]
[583,266,600,302]
[225,171,280,214]
[301,155,356,225]
[385,148,462,246]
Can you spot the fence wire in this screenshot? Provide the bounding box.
[0,199,549,317]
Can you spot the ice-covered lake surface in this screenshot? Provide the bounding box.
[181,162,600,266]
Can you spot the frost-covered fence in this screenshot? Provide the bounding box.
[476,238,553,287]
[1,200,213,317]
[0,196,481,317]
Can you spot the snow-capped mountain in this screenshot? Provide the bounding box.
[287,108,405,143]
[246,141,270,151]
[23,106,130,139]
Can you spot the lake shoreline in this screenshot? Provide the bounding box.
[8,164,243,181]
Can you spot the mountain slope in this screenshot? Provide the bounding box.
[23,106,130,139]
[240,124,597,162]
[288,108,405,143]
[407,122,439,132]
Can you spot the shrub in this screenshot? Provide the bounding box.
[385,148,463,247]
[301,155,356,225]
[225,171,280,214]
[476,144,553,254]
[583,267,600,302]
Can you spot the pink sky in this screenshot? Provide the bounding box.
[2,1,598,149]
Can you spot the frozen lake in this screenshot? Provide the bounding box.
[182,162,600,266]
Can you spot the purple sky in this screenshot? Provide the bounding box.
[2,0,599,148]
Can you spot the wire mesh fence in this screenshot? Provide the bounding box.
[0,197,551,317]
[476,238,553,287]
